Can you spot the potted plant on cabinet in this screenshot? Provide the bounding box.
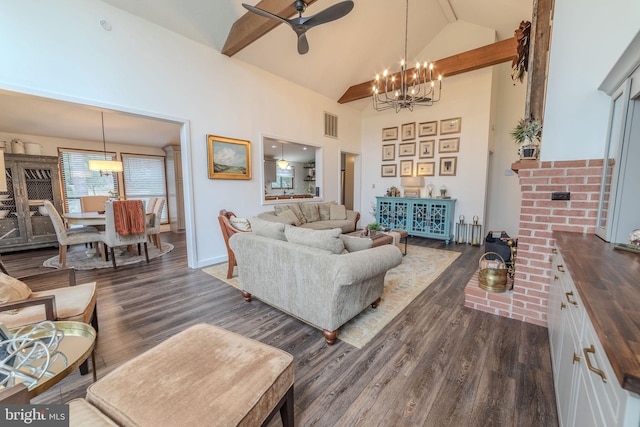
[511,117,542,160]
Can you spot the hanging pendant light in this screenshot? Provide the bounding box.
[277,143,289,169]
[89,112,123,176]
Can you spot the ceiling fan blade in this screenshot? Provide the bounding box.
[242,3,290,25]
[304,1,354,28]
[297,33,309,55]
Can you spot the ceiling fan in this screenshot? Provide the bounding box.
[242,1,354,55]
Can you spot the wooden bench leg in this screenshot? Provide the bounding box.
[261,385,294,427]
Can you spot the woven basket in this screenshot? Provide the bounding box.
[478,252,508,293]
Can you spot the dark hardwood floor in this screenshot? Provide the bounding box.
[2,233,558,426]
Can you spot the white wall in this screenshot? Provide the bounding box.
[0,0,362,268]
[360,22,496,229]
[542,0,640,160]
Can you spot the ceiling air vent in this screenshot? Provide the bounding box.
[324,112,338,139]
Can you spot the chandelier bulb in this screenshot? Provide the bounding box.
[424,61,428,68]
[375,74,379,81]
[416,62,420,69]
[430,63,434,70]
[401,59,404,66]
[438,74,442,81]
[383,69,388,77]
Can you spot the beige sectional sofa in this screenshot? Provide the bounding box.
[229,218,403,345]
[256,201,359,233]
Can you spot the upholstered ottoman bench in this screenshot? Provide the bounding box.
[68,323,294,426]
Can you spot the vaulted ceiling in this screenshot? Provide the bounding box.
[0,0,532,147]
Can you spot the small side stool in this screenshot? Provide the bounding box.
[392,230,409,255]
[81,324,295,426]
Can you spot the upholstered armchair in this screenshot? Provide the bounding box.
[0,268,98,379]
[99,200,149,269]
[218,210,251,279]
[44,200,102,268]
[146,198,165,248]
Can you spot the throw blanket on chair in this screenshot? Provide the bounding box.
[113,200,145,236]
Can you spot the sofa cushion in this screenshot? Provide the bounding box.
[329,204,347,220]
[339,234,373,252]
[284,226,345,254]
[300,203,320,223]
[318,201,336,221]
[229,215,252,231]
[287,203,307,225]
[250,217,287,241]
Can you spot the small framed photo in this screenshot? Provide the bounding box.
[401,122,415,141]
[382,127,398,141]
[381,164,397,177]
[416,161,435,176]
[418,140,435,158]
[404,188,420,198]
[207,135,251,180]
[438,137,460,153]
[382,144,395,161]
[418,121,437,137]
[399,142,416,157]
[399,160,413,177]
[439,156,457,176]
[440,117,462,134]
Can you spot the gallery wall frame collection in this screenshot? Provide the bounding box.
[379,117,461,177]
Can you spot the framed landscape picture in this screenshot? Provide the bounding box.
[399,142,416,157]
[440,117,462,135]
[438,137,460,153]
[382,127,398,141]
[381,164,397,177]
[439,156,457,176]
[399,160,413,177]
[418,121,437,137]
[416,161,435,176]
[207,135,251,180]
[419,140,435,158]
[401,122,416,141]
[382,144,395,161]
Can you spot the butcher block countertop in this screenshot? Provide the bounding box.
[554,231,640,394]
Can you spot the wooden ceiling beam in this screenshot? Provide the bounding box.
[338,37,518,104]
[222,0,320,57]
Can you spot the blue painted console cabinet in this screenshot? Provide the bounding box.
[376,197,456,243]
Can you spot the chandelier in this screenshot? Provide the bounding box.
[372,0,442,112]
[88,112,123,176]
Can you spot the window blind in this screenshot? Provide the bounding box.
[59,149,118,213]
[122,154,167,222]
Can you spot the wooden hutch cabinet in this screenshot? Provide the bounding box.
[0,154,63,253]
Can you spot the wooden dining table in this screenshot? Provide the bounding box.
[62,211,106,226]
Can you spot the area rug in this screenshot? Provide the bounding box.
[202,245,460,348]
[43,242,174,270]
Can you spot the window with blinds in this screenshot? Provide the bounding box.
[59,149,118,213]
[122,154,168,222]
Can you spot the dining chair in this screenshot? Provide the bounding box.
[100,200,149,269]
[43,201,102,268]
[80,195,109,213]
[146,197,158,214]
[146,198,165,248]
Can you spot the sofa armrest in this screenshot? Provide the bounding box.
[0,295,57,320]
[334,245,402,284]
[346,210,360,225]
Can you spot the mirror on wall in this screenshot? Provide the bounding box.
[262,136,319,202]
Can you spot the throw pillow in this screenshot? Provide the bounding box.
[284,226,345,254]
[275,209,299,225]
[229,215,252,231]
[339,234,373,252]
[250,217,287,241]
[0,273,32,314]
[287,203,307,225]
[329,204,347,220]
[300,203,320,223]
[318,201,337,221]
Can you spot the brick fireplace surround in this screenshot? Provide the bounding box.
[464,159,603,327]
